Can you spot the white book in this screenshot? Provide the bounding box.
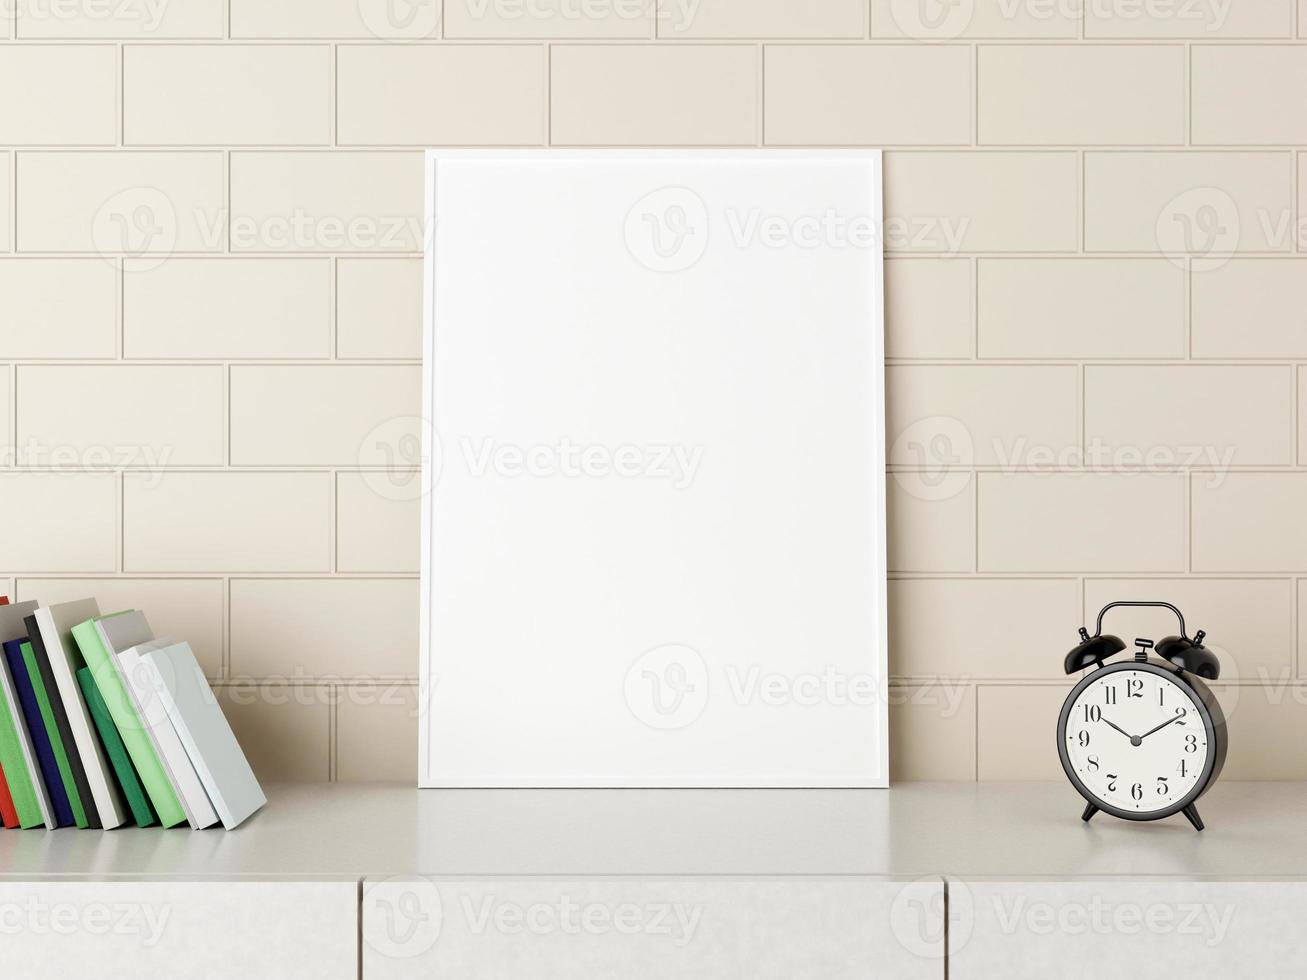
[139,642,265,830]
[29,600,129,830]
[94,612,208,830]
[0,601,53,829]
[118,641,220,830]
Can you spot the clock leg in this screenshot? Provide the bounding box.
[1081,803,1098,823]
[1182,804,1205,832]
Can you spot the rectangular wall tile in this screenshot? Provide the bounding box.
[979,474,1187,572]
[337,258,422,359]
[229,152,423,252]
[124,472,331,572]
[16,152,225,253]
[1084,152,1293,253]
[885,152,1078,252]
[889,579,1077,679]
[0,153,10,251]
[0,475,116,572]
[1301,368,1307,463]
[887,475,974,573]
[336,473,420,573]
[0,260,117,358]
[1192,474,1307,571]
[124,258,331,359]
[889,684,975,781]
[19,577,225,677]
[230,578,417,678]
[662,0,862,37]
[1086,578,1294,684]
[765,46,971,145]
[16,0,226,38]
[979,259,1185,359]
[337,45,544,146]
[871,0,1079,37]
[976,685,1066,780]
[888,366,1078,466]
[214,685,330,782]
[230,366,421,465]
[448,0,650,37]
[1086,366,1293,467]
[1301,582,1307,678]
[979,45,1184,146]
[885,258,972,359]
[124,45,331,146]
[231,0,441,38]
[1301,155,1307,249]
[1194,46,1307,144]
[0,46,116,145]
[1212,685,1307,779]
[17,365,226,466]
[1087,0,1293,37]
[0,368,10,459]
[336,686,419,781]
[1193,260,1307,358]
[551,44,757,145]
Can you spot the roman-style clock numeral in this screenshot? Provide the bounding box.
[1158,685,1165,706]
[1103,686,1117,705]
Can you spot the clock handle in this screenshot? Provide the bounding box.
[1092,600,1189,642]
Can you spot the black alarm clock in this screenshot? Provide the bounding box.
[1057,601,1227,832]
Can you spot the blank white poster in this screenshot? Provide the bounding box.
[421,150,886,787]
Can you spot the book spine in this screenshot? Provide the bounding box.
[76,668,157,828]
[25,615,102,829]
[3,640,74,827]
[0,760,20,827]
[71,622,186,828]
[0,679,46,831]
[20,641,89,828]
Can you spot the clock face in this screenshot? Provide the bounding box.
[1061,666,1210,815]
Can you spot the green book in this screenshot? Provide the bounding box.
[21,641,88,828]
[0,680,45,828]
[77,668,156,828]
[72,615,185,828]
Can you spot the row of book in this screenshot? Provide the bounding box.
[0,596,265,831]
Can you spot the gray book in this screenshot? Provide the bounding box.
[139,641,265,829]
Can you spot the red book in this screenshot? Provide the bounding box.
[0,762,18,828]
[0,597,9,605]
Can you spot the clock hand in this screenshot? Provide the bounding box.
[1139,710,1187,741]
[1101,717,1135,740]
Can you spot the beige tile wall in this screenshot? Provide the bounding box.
[3,1,1306,783]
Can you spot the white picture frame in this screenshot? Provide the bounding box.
[420,149,887,788]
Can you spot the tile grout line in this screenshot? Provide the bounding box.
[1185,472,1193,574]
[223,576,231,681]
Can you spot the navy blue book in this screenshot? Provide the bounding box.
[2,639,75,828]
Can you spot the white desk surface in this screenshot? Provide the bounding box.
[1,782,1303,880]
